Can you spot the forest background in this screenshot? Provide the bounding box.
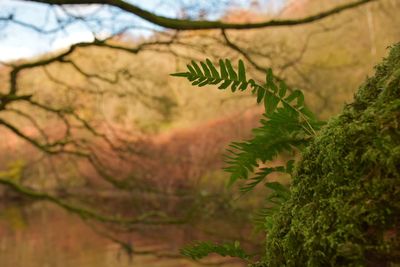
[0,0,399,266]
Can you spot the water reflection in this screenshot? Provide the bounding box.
[0,202,251,267]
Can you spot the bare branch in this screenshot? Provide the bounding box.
[0,177,188,225]
[0,14,73,34]
[22,0,376,30]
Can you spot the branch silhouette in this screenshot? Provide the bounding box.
[23,0,376,30]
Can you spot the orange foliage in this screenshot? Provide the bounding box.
[82,107,263,190]
[0,107,263,191]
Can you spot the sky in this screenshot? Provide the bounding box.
[0,0,284,61]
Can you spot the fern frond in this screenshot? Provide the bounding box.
[172,59,320,128]
[171,59,253,92]
[240,166,285,194]
[172,58,327,262]
[172,59,325,190]
[225,106,312,185]
[180,241,250,261]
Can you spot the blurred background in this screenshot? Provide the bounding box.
[0,0,399,266]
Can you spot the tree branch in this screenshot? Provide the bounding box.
[23,0,376,30]
[0,177,188,225]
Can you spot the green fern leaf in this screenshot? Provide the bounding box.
[238,59,247,82]
[219,59,228,79]
[266,68,274,86]
[198,78,211,87]
[192,77,207,86]
[256,87,265,103]
[170,72,189,78]
[264,91,280,116]
[265,68,278,93]
[218,79,232,89]
[225,59,238,81]
[200,62,212,78]
[285,90,304,107]
[206,59,220,79]
[278,81,287,98]
[191,61,203,76]
[240,166,286,193]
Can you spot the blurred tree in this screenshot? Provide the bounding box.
[0,0,397,247]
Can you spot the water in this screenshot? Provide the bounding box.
[0,201,254,267]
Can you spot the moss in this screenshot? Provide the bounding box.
[262,44,400,266]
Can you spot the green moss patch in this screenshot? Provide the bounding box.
[263,44,400,266]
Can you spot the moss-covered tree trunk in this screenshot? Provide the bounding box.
[263,44,400,266]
